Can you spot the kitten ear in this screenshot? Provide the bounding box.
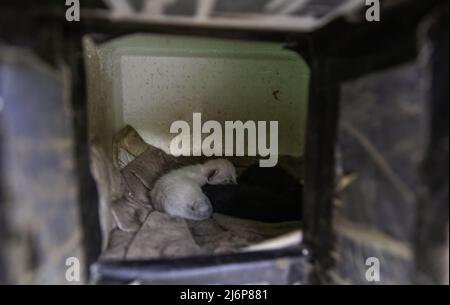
[207,169,218,181]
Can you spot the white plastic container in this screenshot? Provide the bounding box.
[84,34,309,161]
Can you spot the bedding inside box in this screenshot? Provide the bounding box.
[83,34,309,260]
[91,126,303,260]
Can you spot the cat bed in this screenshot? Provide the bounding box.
[95,126,302,260]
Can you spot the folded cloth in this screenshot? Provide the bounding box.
[101,211,301,260]
[99,125,302,260]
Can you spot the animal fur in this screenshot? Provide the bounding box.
[203,164,303,222]
[150,159,237,220]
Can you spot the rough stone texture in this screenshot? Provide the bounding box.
[0,47,84,284]
[332,60,429,284]
[329,5,449,284]
[414,8,449,284]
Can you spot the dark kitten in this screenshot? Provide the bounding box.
[203,164,303,223]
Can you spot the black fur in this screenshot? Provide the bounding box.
[203,164,303,223]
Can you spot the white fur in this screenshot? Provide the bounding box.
[150,159,236,220]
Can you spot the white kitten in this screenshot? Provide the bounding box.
[150,159,236,220]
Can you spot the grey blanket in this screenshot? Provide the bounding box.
[97,126,301,260]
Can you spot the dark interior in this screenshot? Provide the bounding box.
[0,0,448,285]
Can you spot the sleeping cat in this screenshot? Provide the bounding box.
[150,159,236,220]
